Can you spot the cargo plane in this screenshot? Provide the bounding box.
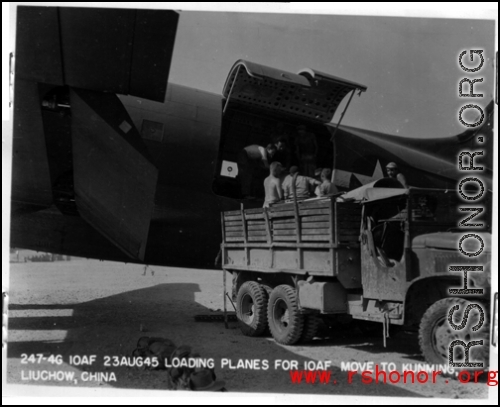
[9,6,494,269]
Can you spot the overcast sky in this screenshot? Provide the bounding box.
[169,11,495,139]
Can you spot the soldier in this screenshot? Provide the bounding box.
[282,166,321,200]
[273,137,292,171]
[295,125,318,177]
[263,162,283,208]
[385,162,408,188]
[237,143,277,199]
[317,168,339,197]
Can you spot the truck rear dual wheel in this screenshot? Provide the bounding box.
[267,285,304,345]
[236,281,269,336]
[300,315,321,343]
[419,297,489,374]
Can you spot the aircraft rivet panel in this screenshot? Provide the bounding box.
[222,60,364,124]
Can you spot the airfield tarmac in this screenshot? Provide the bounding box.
[5,255,491,400]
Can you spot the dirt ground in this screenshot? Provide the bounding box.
[4,254,495,401]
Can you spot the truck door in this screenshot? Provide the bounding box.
[360,189,408,301]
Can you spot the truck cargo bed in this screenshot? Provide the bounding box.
[221,197,362,286]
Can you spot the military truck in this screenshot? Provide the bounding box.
[220,184,491,366]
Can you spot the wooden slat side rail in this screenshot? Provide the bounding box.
[248,236,269,241]
[224,210,242,216]
[290,174,302,270]
[226,226,244,232]
[273,215,329,224]
[245,213,266,220]
[273,228,330,236]
[222,242,337,249]
[240,205,249,265]
[273,235,331,242]
[247,224,266,231]
[272,223,297,230]
[226,231,246,237]
[240,208,248,244]
[270,200,331,212]
[273,221,329,230]
[330,197,335,276]
[224,214,245,222]
[245,208,267,214]
[225,213,265,222]
[225,236,245,242]
[248,231,267,236]
[225,220,244,227]
[221,212,226,265]
[221,212,225,243]
[330,198,335,244]
[247,220,266,226]
[263,209,272,244]
[271,208,330,218]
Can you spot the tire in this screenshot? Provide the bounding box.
[236,281,269,337]
[419,298,489,374]
[267,285,304,345]
[300,315,321,343]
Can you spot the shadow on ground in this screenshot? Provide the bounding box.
[7,282,425,397]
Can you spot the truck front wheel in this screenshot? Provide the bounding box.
[268,285,304,345]
[419,297,489,369]
[236,281,268,336]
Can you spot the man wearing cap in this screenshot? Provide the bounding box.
[283,166,321,200]
[295,125,318,177]
[237,143,277,199]
[385,162,408,188]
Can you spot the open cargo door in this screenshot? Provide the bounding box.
[222,60,367,123]
[70,88,158,261]
[214,60,367,200]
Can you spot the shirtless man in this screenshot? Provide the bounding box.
[263,162,283,208]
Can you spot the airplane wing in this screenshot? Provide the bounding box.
[12,6,179,261]
[330,101,494,191]
[377,100,494,172]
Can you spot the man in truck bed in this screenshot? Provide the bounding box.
[263,162,283,208]
[282,166,321,200]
